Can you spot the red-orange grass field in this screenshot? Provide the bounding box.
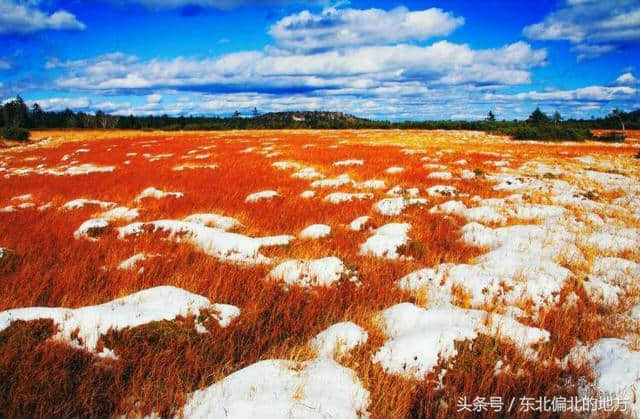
[1,129,639,418]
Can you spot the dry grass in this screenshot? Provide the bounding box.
[1,129,639,418]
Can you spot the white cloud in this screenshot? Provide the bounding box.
[0,0,85,34]
[51,41,546,94]
[484,85,637,102]
[94,100,132,113]
[269,7,464,52]
[523,0,640,59]
[0,59,11,70]
[29,97,91,111]
[616,72,638,85]
[23,81,638,121]
[147,93,162,103]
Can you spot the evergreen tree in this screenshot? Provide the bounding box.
[527,107,550,124]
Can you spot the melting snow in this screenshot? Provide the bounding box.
[117,252,154,271]
[374,197,427,216]
[426,185,457,197]
[564,339,640,416]
[74,218,110,240]
[372,303,549,379]
[350,216,371,231]
[334,159,363,166]
[292,167,324,179]
[309,322,368,359]
[135,187,183,201]
[183,213,242,231]
[385,167,404,174]
[312,174,352,188]
[354,179,386,189]
[300,190,316,199]
[430,200,506,224]
[400,222,581,313]
[0,286,240,356]
[172,163,218,171]
[387,186,420,197]
[273,161,302,170]
[62,199,116,210]
[58,164,116,176]
[267,257,357,288]
[11,194,33,201]
[245,190,279,202]
[360,223,411,259]
[299,224,331,239]
[100,206,140,221]
[324,192,373,204]
[427,171,453,180]
[583,257,640,306]
[118,220,293,264]
[181,358,370,419]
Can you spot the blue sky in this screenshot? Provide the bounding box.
[1,0,639,120]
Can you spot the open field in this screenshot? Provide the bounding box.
[1,129,640,417]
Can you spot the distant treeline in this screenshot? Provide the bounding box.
[1,95,638,141]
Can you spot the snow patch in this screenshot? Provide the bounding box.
[373,197,427,216]
[183,213,242,231]
[181,358,370,419]
[312,174,353,188]
[373,303,549,379]
[334,159,363,166]
[74,218,110,240]
[324,192,373,204]
[300,190,316,199]
[310,322,368,359]
[101,206,140,221]
[62,199,116,211]
[385,166,404,174]
[267,257,357,288]
[118,220,293,264]
[350,216,371,231]
[0,286,240,356]
[360,223,411,259]
[245,190,279,202]
[135,187,183,201]
[563,339,640,416]
[299,224,331,239]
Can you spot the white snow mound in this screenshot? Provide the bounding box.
[267,257,357,288]
[181,358,370,419]
[0,286,240,356]
[309,322,368,359]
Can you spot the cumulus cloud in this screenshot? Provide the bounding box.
[29,97,91,111]
[0,0,85,34]
[616,72,638,85]
[11,3,635,120]
[25,78,639,121]
[51,41,546,94]
[523,0,640,59]
[269,7,464,52]
[484,86,637,103]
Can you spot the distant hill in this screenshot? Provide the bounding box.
[252,111,370,128]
